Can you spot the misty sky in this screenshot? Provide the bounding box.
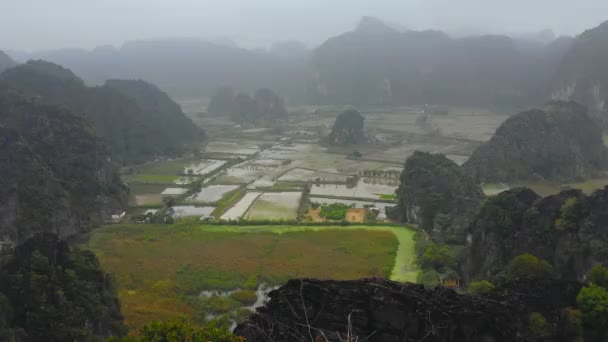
[2,0,607,51]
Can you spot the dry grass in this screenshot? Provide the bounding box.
[84,223,399,329]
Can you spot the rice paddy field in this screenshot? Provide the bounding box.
[84,222,416,329]
[245,192,302,220]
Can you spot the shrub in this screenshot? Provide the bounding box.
[319,203,350,220]
[115,319,243,342]
[421,244,457,271]
[507,253,554,280]
[230,290,257,305]
[418,269,441,287]
[242,274,259,290]
[587,264,608,288]
[577,284,608,331]
[201,296,241,314]
[468,280,495,294]
[529,312,549,339]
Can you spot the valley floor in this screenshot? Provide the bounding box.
[83,222,417,329]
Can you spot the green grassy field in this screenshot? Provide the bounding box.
[83,222,417,329]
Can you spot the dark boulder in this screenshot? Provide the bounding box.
[235,278,582,342]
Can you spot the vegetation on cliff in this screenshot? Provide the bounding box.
[0,91,127,245]
[460,186,608,283]
[327,109,366,145]
[394,151,484,243]
[0,234,125,341]
[464,101,608,183]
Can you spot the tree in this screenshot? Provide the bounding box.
[507,254,554,280]
[468,280,495,294]
[113,319,244,342]
[528,312,549,339]
[421,244,457,271]
[577,284,608,337]
[163,196,176,208]
[587,264,608,288]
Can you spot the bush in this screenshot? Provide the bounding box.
[201,296,241,314]
[242,274,259,290]
[468,280,495,294]
[577,284,608,331]
[587,264,608,288]
[507,253,554,281]
[115,319,243,342]
[418,269,441,287]
[230,290,257,305]
[420,244,457,271]
[529,312,549,339]
[319,203,350,220]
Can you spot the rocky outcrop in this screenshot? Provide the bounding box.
[0,91,127,247]
[327,109,366,145]
[394,152,484,243]
[235,278,582,342]
[463,101,608,183]
[460,186,608,283]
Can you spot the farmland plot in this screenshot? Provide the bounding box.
[161,188,188,196]
[187,185,239,203]
[184,159,226,175]
[276,168,348,183]
[310,178,397,200]
[221,192,262,220]
[309,197,393,220]
[171,206,215,219]
[246,192,302,221]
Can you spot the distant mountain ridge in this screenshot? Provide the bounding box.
[7,19,608,108]
[0,60,204,163]
[553,20,608,124]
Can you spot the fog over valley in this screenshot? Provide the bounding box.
[3,2,608,341]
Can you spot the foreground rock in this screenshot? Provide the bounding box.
[235,278,581,342]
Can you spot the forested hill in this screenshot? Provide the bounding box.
[104,79,203,146]
[0,90,128,246]
[0,51,16,73]
[463,101,608,183]
[0,60,204,163]
[553,20,608,123]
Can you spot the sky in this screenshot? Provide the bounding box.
[1,0,607,51]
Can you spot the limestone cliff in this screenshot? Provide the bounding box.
[463,101,608,183]
[460,186,608,283]
[0,91,127,247]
